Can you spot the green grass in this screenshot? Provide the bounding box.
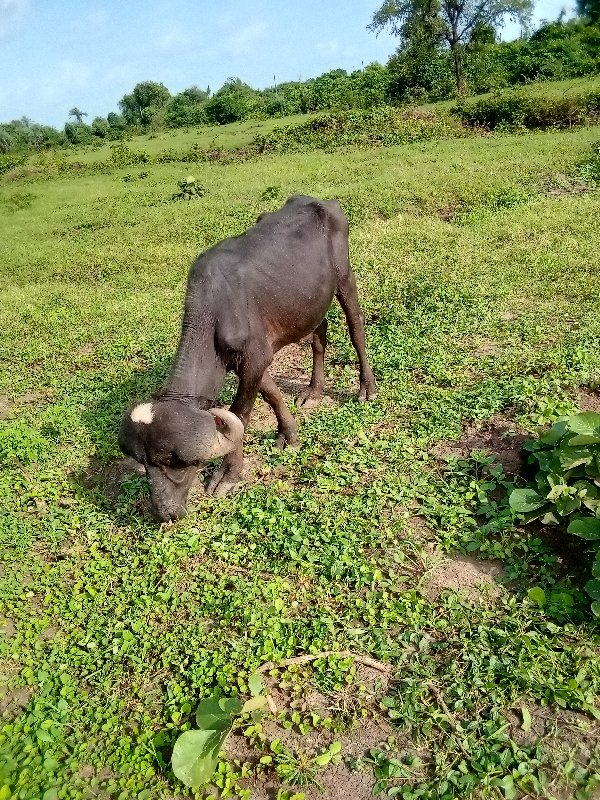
[1,116,600,800]
[55,114,313,166]
[420,74,600,113]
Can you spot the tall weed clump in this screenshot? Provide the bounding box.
[455,87,600,131]
[254,106,469,153]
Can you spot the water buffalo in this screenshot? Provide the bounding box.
[119,195,376,521]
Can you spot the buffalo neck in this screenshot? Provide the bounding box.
[164,314,226,410]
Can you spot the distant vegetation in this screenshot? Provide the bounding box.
[1,15,599,158]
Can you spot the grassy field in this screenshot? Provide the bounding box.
[54,114,313,166]
[1,90,600,800]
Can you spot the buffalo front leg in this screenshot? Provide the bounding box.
[259,371,299,449]
[337,274,377,402]
[206,364,265,498]
[297,318,327,410]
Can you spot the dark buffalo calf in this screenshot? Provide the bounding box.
[119,195,376,521]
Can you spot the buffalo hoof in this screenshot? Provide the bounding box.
[275,430,300,449]
[358,380,377,403]
[296,387,322,410]
[206,462,241,498]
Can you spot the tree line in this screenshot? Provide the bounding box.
[1,7,599,155]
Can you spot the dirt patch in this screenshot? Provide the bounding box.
[82,455,146,502]
[507,705,600,799]
[463,337,503,359]
[576,387,600,413]
[0,685,34,717]
[226,716,397,800]
[431,413,528,477]
[422,552,505,603]
[437,205,460,223]
[0,395,13,420]
[543,172,591,198]
[0,617,15,638]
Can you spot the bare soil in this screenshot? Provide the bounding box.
[576,387,600,413]
[430,413,529,477]
[225,664,396,800]
[422,552,505,604]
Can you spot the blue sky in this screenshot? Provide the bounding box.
[0,0,573,128]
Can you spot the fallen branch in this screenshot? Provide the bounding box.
[257,650,392,675]
[429,684,471,760]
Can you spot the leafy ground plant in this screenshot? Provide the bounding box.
[171,673,266,787]
[509,411,600,613]
[171,175,205,200]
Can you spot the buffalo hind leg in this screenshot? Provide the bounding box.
[206,361,266,498]
[297,318,327,410]
[259,371,299,448]
[337,273,377,402]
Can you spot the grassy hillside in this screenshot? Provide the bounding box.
[1,109,600,799]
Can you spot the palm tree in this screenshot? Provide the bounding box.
[68,107,88,124]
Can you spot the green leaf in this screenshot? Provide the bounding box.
[314,751,334,766]
[171,729,225,787]
[509,488,546,513]
[248,672,264,697]
[528,587,546,607]
[521,706,532,732]
[241,695,267,713]
[567,434,600,445]
[195,696,242,731]
[555,494,582,516]
[558,447,593,471]
[494,774,516,800]
[584,579,600,601]
[591,601,600,617]
[538,419,569,445]
[566,412,600,437]
[567,517,600,540]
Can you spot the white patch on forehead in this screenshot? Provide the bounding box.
[131,403,154,424]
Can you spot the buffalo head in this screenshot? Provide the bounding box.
[118,399,243,521]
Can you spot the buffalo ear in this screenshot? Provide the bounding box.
[172,407,244,463]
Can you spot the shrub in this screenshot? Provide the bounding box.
[0,153,26,175]
[254,106,468,154]
[455,87,600,131]
[574,140,600,185]
[509,412,600,615]
[171,176,205,200]
[109,141,150,167]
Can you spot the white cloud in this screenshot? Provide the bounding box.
[224,21,267,56]
[0,0,30,39]
[40,59,93,105]
[156,24,193,52]
[316,39,340,57]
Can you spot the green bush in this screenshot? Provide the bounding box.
[574,140,600,184]
[109,141,150,167]
[0,153,26,175]
[509,412,600,615]
[254,106,468,154]
[455,87,600,131]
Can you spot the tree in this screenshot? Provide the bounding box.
[369,0,533,95]
[91,116,110,137]
[577,0,600,21]
[118,81,171,127]
[68,107,88,123]
[204,78,260,125]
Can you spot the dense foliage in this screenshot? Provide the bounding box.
[509,412,600,614]
[1,18,599,156]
